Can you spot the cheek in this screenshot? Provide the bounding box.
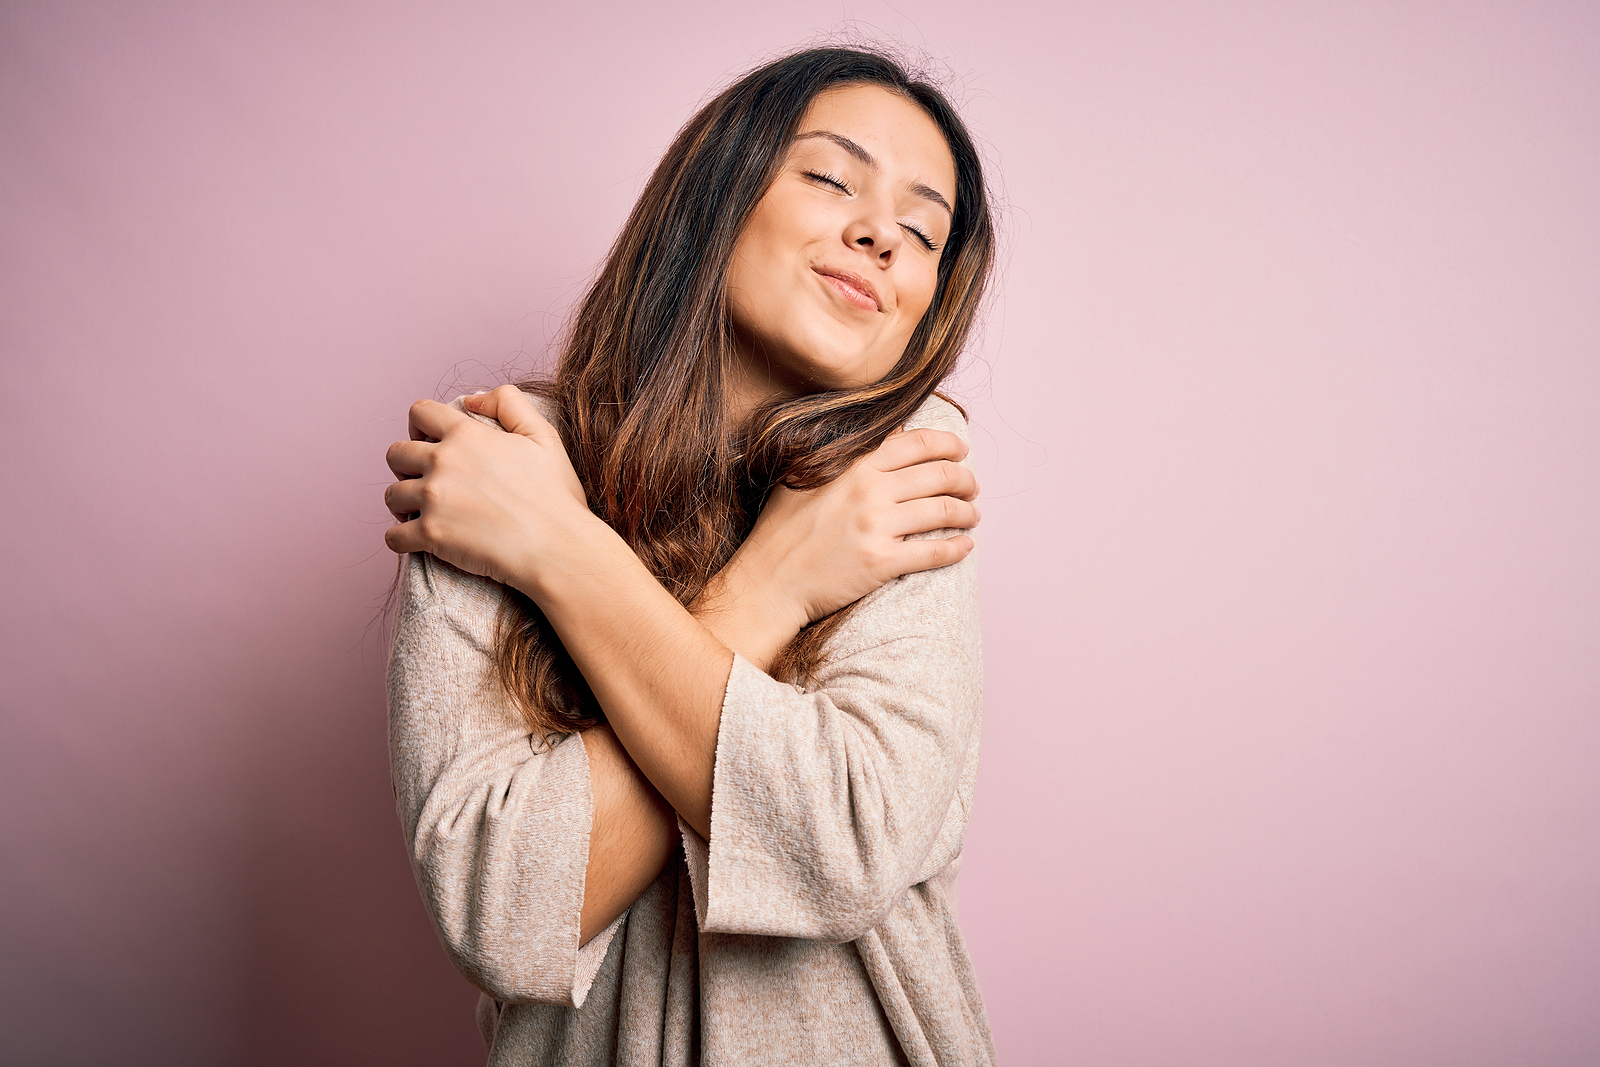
[897,267,940,334]
[725,231,782,331]
[728,216,801,314]
[739,189,811,262]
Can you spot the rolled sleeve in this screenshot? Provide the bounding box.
[388,552,620,1007]
[688,542,982,943]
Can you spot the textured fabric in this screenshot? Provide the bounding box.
[387,394,993,1066]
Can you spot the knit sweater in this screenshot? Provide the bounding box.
[387,394,993,1066]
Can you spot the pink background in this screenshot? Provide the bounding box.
[3,1,1598,1063]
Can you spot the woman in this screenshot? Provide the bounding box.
[384,47,996,1065]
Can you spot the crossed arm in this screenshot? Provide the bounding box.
[383,385,979,942]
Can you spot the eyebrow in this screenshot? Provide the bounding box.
[792,130,954,217]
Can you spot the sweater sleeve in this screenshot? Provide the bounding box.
[680,396,984,943]
[386,548,622,1007]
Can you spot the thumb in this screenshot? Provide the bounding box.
[466,385,557,441]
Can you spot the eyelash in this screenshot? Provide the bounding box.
[805,169,852,194]
[902,223,940,252]
[802,170,941,252]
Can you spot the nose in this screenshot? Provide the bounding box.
[842,199,902,266]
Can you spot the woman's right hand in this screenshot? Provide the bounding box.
[693,427,980,671]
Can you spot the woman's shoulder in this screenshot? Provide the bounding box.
[902,392,970,441]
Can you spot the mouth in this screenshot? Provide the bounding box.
[812,267,883,313]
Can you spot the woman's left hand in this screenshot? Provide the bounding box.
[383,385,595,589]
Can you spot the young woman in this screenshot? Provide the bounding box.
[384,48,996,1065]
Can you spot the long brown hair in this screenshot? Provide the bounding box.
[497,47,995,737]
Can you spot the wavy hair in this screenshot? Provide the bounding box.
[496,47,995,737]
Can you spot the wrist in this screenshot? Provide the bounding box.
[504,508,636,607]
[696,550,811,670]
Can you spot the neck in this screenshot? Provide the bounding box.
[726,337,801,429]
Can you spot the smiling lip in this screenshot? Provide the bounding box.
[813,267,882,313]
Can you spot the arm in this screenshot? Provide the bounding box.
[384,387,977,839]
[386,388,981,942]
[577,725,677,944]
[387,551,623,1004]
[580,547,982,944]
[574,503,967,942]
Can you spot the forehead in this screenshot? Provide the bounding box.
[794,84,956,203]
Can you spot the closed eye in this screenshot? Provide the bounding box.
[901,222,939,251]
[804,170,853,194]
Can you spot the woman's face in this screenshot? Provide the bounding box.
[725,83,958,405]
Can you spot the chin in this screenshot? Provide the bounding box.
[794,344,898,392]
[754,322,899,393]
[796,360,876,393]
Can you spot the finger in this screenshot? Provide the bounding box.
[892,496,981,537]
[408,398,470,442]
[384,479,425,520]
[463,384,558,441]
[383,516,428,555]
[386,439,433,478]
[459,387,500,420]
[888,458,978,503]
[871,427,968,472]
[886,533,975,577]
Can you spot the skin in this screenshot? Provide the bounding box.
[725,85,958,413]
[385,85,975,944]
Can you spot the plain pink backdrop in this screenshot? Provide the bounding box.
[3,2,1597,1064]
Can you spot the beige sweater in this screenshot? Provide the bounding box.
[387,395,993,1066]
